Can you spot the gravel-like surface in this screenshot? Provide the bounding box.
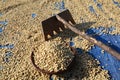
[1,0,120,80]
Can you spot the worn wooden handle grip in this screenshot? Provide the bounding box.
[56,15,120,60]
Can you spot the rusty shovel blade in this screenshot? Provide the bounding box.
[41,9,76,41]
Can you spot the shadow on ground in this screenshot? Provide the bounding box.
[52,49,101,80]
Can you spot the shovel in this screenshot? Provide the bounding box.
[41,9,120,60]
[31,9,120,75]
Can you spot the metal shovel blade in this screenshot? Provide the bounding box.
[41,9,76,41]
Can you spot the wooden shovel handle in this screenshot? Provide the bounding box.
[56,15,120,60]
